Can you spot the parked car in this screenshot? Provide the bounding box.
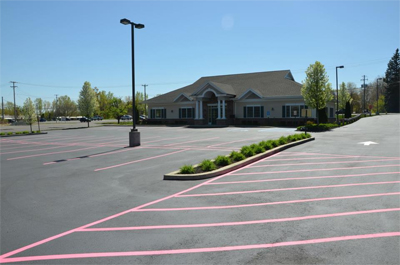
[139,115,147,121]
[92,115,103,121]
[121,115,132,120]
[39,118,46,122]
[79,117,92,122]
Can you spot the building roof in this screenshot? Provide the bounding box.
[145,70,302,104]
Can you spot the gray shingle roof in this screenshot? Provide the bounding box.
[146,70,302,104]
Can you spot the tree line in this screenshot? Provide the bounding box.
[301,48,399,123]
[2,81,148,123]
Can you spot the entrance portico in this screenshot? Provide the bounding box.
[191,82,235,125]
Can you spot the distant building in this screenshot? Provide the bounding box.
[145,70,335,126]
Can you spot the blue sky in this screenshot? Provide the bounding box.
[1,0,399,106]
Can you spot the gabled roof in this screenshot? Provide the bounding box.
[146,70,302,104]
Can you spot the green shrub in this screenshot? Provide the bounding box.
[278,136,287,145]
[294,134,303,141]
[179,165,195,174]
[286,135,295,142]
[200,160,216,171]
[259,141,273,150]
[240,146,255,157]
[230,151,246,162]
[250,143,265,154]
[305,132,311,138]
[0,132,5,136]
[7,132,13,135]
[214,155,231,166]
[269,140,279,147]
[15,131,22,135]
[22,131,29,134]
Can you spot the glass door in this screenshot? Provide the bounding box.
[208,106,218,125]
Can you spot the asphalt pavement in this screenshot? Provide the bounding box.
[0,114,399,264]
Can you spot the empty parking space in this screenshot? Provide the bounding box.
[1,118,399,264]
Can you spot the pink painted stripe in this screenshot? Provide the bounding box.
[6,146,104,161]
[206,137,261,148]
[142,136,190,144]
[1,232,399,263]
[229,164,400,176]
[163,137,220,147]
[43,147,143,165]
[250,158,400,168]
[79,208,400,232]
[134,192,400,212]
[94,149,189,171]
[260,156,368,162]
[281,151,400,159]
[0,153,277,260]
[1,144,76,155]
[208,172,400,185]
[177,181,400,197]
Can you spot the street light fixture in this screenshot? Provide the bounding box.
[120,18,145,147]
[376,78,383,115]
[336,65,344,124]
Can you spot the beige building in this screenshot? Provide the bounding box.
[145,70,335,126]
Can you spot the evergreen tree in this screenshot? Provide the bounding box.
[301,61,333,124]
[384,49,400,112]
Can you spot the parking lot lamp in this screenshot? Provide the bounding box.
[120,18,144,146]
[336,65,344,124]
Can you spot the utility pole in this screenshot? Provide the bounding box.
[55,94,58,123]
[142,84,148,116]
[361,75,368,113]
[10,81,17,124]
[1,96,4,120]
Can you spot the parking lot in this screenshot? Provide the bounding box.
[1,115,399,264]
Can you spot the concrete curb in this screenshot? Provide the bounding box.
[164,137,315,181]
[0,132,48,137]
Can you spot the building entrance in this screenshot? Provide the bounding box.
[208,106,218,125]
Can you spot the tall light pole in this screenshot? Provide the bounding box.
[336,65,344,124]
[142,84,148,116]
[376,78,383,115]
[120,18,144,147]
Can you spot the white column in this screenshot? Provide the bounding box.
[222,99,226,119]
[217,99,221,119]
[199,100,203,119]
[195,100,199,119]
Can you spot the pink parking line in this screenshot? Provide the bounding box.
[142,136,190,144]
[1,232,399,263]
[163,137,220,147]
[79,208,400,232]
[134,192,400,212]
[6,146,104,161]
[279,152,400,160]
[1,144,79,155]
[94,149,190,171]
[177,181,400,198]
[250,158,400,168]
[207,172,400,185]
[228,164,400,176]
[206,137,261,148]
[0,150,259,262]
[260,156,366,162]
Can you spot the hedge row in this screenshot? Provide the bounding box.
[0,131,41,136]
[179,133,312,174]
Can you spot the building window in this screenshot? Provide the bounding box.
[330,108,334,118]
[179,107,195,119]
[150,108,166,119]
[283,105,307,118]
[244,106,264,118]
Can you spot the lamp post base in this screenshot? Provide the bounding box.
[129,130,140,147]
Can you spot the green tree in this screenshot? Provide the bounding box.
[110,97,127,124]
[78,81,98,127]
[384,48,400,112]
[347,82,361,113]
[301,61,333,124]
[22,97,37,133]
[338,82,352,110]
[58,95,77,117]
[34,98,43,118]
[96,90,114,118]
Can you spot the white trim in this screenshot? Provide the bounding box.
[237,89,263,100]
[173,93,192,103]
